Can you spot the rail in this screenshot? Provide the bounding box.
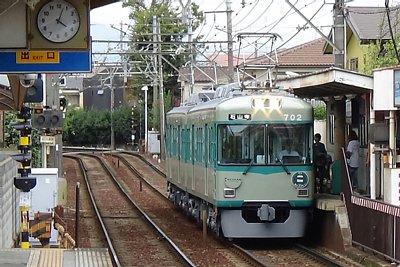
[78,153,196,267]
[64,154,121,267]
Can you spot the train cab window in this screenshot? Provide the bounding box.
[217,123,312,165]
[267,124,312,165]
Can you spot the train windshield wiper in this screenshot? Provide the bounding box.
[242,159,255,175]
[276,158,291,175]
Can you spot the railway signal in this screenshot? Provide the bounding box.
[10,106,37,192]
[32,109,63,129]
[59,97,67,111]
[10,106,37,249]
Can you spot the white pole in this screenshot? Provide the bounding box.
[370,106,376,199]
[141,86,148,153]
[389,110,396,169]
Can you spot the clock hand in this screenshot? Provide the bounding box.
[56,18,67,27]
[58,8,64,21]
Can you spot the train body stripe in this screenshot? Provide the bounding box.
[215,199,313,208]
[216,165,312,174]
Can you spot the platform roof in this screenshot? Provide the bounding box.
[275,67,373,98]
[0,0,119,13]
[90,0,120,9]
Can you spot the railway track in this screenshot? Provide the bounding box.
[232,242,363,267]
[63,149,364,266]
[65,153,193,267]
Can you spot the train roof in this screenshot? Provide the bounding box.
[167,81,313,121]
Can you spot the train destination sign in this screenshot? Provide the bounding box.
[228,113,251,120]
[16,51,60,64]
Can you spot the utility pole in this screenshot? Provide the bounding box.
[158,18,166,159]
[179,0,194,96]
[110,71,115,150]
[333,0,345,68]
[226,0,234,83]
[46,74,63,171]
[152,16,159,134]
[188,0,195,95]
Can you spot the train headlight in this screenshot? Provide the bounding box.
[252,97,281,109]
[224,188,236,198]
[291,172,309,189]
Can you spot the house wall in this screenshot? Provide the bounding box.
[346,33,369,73]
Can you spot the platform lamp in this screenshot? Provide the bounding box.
[141,86,148,153]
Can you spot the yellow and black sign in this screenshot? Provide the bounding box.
[30,212,52,239]
[16,51,60,64]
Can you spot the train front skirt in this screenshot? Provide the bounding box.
[220,209,308,238]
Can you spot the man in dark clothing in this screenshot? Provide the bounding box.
[313,133,328,193]
[313,133,327,161]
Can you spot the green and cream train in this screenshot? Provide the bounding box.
[165,84,314,239]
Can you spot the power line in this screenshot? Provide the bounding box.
[232,0,261,27]
[385,0,400,63]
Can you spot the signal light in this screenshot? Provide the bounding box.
[59,97,67,111]
[24,79,43,103]
[10,121,32,135]
[14,177,36,192]
[11,105,37,193]
[32,110,63,129]
[11,154,31,167]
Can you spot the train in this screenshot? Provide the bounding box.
[165,83,314,239]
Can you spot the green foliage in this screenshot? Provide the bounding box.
[62,105,138,147]
[123,0,203,129]
[30,128,41,168]
[314,105,326,120]
[4,111,19,147]
[365,34,400,75]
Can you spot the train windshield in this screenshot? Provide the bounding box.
[218,123,312,165]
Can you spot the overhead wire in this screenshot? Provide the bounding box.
[228,0,320,54]
[276,0,325,50]
[232,0,261,28]
[385,0,400,63]
[234,0,274,32]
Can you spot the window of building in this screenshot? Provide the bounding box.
[350,58,358,72]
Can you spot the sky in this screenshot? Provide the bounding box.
[90,0,400,62]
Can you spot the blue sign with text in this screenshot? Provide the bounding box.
[0,50,91,73]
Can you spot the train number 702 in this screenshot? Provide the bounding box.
[283,114,302,121]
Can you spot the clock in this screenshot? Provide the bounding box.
[37,0,80,43]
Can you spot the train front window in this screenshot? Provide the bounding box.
[218,124,312,165]
[267,124,312,165]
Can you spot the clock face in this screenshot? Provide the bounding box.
[37,0,80,43]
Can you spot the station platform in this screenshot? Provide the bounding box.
[0,248,112,267]
[314,193,345,211]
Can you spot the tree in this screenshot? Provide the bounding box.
[365,34,400,75]
[123,0,204,129]
[314,105,326,120]
[62,105,135,147]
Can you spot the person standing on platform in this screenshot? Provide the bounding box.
[313,133,327,193]
[313,133,327,161]
[346,130,360,190]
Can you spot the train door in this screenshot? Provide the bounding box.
[204,124,209,196]
[191,124,195,190]
[183,127,189,188]
[177,125,181,184]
